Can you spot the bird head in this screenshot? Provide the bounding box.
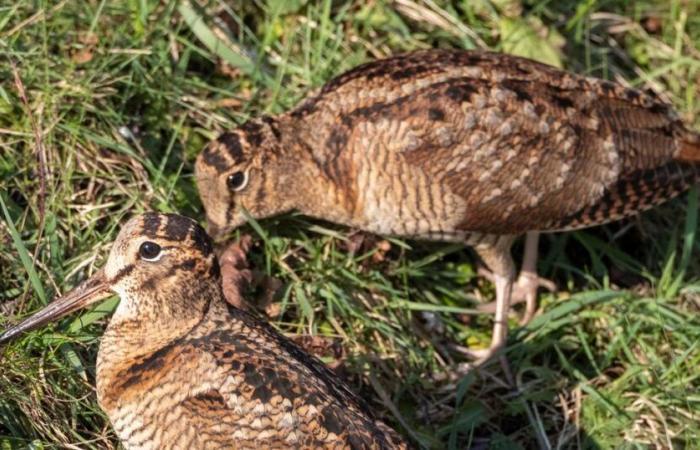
[195,116,295,239]
[0,213,219,345]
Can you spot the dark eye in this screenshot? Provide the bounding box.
[226,171,248,192]
[139,241,162,261]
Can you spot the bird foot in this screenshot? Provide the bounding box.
[219,235,254,309]
[459,346,494,362]
[477,267,556,324]
[457,345,514,386]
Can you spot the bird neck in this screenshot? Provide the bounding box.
[95,276,223,404]
[274,116,359,225]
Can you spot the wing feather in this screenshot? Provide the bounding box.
[291,49,694,234]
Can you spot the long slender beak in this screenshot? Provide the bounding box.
[0,269,112,345]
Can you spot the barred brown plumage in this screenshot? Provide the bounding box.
[195,49,700,362]
[0,213,407,449]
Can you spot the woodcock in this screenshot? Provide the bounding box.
[0,213,406,449]
[195,49,700,361]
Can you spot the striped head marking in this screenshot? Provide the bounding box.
[0,213,219,346]
[105,213,217,297]
[195,117,290,238]
[91,213,219,323]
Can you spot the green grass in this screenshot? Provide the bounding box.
[1,0,699,448]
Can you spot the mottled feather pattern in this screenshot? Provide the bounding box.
[74,214,408,449]
[286,49,698,235]
[550,161,699,231]
[193,49,699,370]
[196,49,699,240]
[100,303,405,449]
[680,133,700,161]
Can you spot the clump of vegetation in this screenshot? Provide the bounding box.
[1,1,699,448]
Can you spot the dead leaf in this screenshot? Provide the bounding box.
[71,31,99,64]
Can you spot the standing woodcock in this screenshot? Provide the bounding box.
[195,49,700,361]
[0,213,406,449]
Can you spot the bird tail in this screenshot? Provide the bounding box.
[548,130,700,232]
[677,132,700,162]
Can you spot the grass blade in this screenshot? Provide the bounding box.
[0,193,46,304]
[178,1,258,77]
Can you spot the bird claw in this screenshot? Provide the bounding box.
[457,345,514,385]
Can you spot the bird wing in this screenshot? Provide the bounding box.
[173,310,407,449]
[389,75,693,234]
[102,312,405,448]
[292,49,696,234]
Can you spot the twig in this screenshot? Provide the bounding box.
[2,0,69,38]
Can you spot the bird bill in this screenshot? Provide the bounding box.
[0,269,112,345]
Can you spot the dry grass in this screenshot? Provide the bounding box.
[1,0,699,448]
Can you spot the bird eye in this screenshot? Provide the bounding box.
[138,241,162,261]
[226,171,248,192]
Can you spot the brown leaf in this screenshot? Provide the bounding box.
[641,15,663,34]
[71,32,99,64]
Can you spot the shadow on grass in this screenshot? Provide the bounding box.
[222,211,699,448]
